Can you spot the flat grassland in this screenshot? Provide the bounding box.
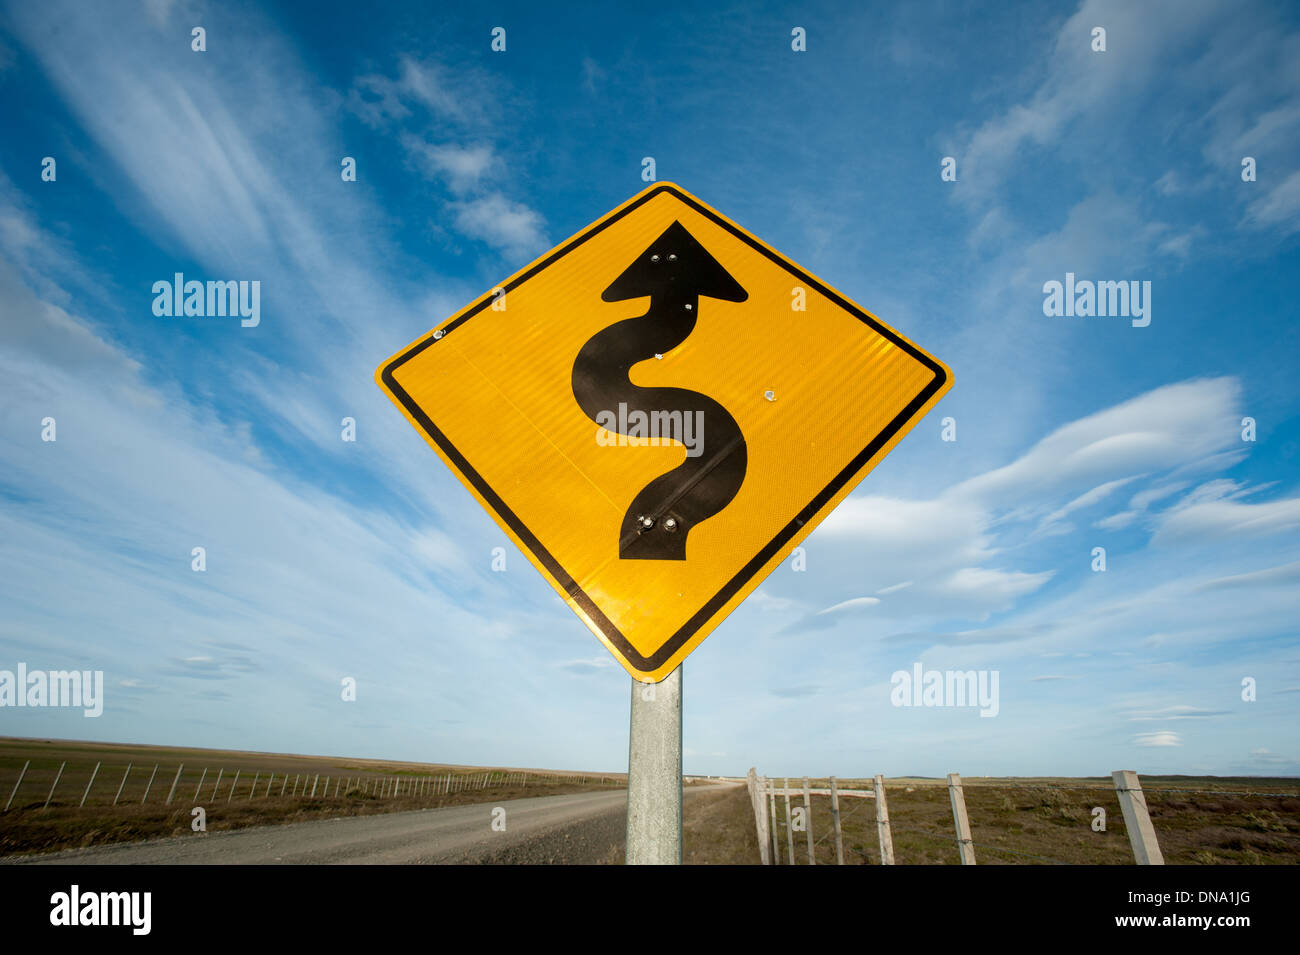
[0,736,625,858]
[6,736,1295,865]
[683,776,1300,865]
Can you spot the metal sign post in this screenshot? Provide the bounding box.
[626,666,682,864]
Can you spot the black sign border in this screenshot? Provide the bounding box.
[379,184,949,676]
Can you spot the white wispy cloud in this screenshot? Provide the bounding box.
[449,193,549,258]
[1135,731,1183,747]
[403,137,499,193]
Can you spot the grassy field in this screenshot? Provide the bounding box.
[0,736,625,858]
[683,776,1300,865]
[7,737,1295,864]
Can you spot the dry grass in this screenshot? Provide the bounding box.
[683,776,1300,865]
[0,736,623,858]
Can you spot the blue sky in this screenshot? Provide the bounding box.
[1,0,1297,778]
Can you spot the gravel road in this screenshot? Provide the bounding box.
[13,789,633,865]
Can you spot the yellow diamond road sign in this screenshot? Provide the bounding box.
[377,183,952,682]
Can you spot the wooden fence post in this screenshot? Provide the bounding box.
[1112,770,1165,865]
[802,777,815,865]
[746,768,772,865]
[141,763,159,804]
[829,776,844,865]
[783,777,795,864]
[44,761,66,808]
[874,774,895,865]
[211,768,223,800]
[115,762,133,806]
[166,764,184,804]
[767,777,781,865]
[281,774,288,796]
[80,762,101,808]
[226,770,240,802]
[194,767,207,801]
[5,760,29,812]
[249,772,259,800]
[947,773,976,865]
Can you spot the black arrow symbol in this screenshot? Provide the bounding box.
[572,220,749,560]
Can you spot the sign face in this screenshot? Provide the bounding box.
[377,183,952,682]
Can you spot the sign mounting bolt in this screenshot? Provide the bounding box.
[433,329,445,340]
[764,389,776,401]
[663,517,678,532]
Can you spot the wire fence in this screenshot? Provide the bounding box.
[1,758,623,814]
[747,771,1300,866]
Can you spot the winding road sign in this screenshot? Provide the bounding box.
[377,182,952,682]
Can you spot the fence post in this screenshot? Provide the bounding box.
[1112,770,1165,865]
[141,764,159,804]
[194,767,207,801]
[226,770,240,802]
[249,772,259,800]
[281,774,288,796]
[947,773,976,865]
[782,777,795,864]
[5,760,29,812]
[746,768,772,865]
[310,774,319,797]
[211,768,223,800]
[266,773,274,797]
[765,778,780,865]
[166,764,184,804]
[115,763,133,806]
[874,774,895,865]
[802,777,815,864]
[44,761,66,809]
[80,761,101,808]
[829,776,844,865]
